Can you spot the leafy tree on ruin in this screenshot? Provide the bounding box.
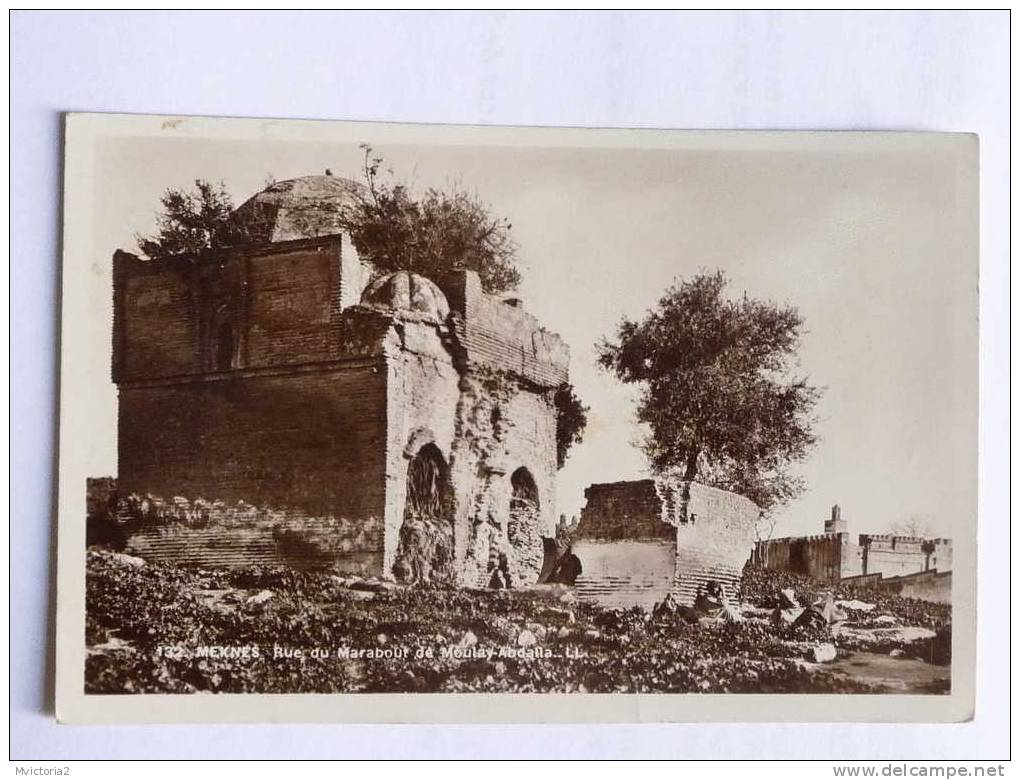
[342,146,521,295]
[554,383,589,469]
[596,271,821,512]
[138,151,522,296]
[137,158,585,460]
[136,180,255,260]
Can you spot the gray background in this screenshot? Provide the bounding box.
[10,10,1009,759]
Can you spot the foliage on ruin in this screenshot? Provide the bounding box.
[596,271,821,512]
[136,180,255,260]
[554,383,588,469]
[136,153,522,296]
[342,146,521,294]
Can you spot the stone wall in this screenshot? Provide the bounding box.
[751,533,861,582]
[754,531,952,584]
[860,534,953,577]
[575,479,759,607]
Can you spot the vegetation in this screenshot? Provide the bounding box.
[597,271,821,512]
[136,180,253,260]
[344,146,520,295]
[85,552,948,695]
[136,148,521,295]
[554,383,588,469]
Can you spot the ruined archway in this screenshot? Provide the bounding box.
[508,467,543,584]
[392,443,455,585]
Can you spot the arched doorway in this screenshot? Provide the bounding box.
[508,467,543,583]
[392,443,454,584]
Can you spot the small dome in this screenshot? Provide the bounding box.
[233,174,364,242]
[361,271,451,322]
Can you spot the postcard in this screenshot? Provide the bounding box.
[56,114,976,723]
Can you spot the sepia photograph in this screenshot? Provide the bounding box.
[53,115,976,724]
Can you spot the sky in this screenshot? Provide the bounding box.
[84,127,976,540]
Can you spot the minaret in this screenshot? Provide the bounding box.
[824,504,847,534]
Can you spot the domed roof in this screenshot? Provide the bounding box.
[360,271,451,323]
[233,174,364,243]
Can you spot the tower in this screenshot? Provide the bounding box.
[824,504,847,534]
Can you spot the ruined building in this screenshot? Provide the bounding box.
[571,479,760,608]
[110,175,568,586]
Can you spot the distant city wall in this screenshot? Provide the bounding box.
[751,533,861,582]
[753,521,953,602]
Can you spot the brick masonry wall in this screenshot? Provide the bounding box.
[117,495,382,574]
[118,365,388,535]
[118,264,199,378]
[114,239,352,383]
[112,251,565,585]
[673,482,759,605]
[439,271,569,389]
[575,479,759,607]
[575,480,675,541]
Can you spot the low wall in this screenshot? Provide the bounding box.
[572,539,675,610]
[841,569,952,605]
[891,571,951,604]
[673,483,759,605]
[575,479,759,608]
[113,493,384,575]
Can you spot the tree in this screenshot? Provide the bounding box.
[596,271,821,512]
[136,180,254,260]
[889,516,933,538]
[554,383,588,469]
[342,146,521,295]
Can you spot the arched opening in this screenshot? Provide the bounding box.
[215,320,235,371]
[507,467,543,583]
[392,443,454,584]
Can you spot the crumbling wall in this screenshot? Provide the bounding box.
[575,479,759,607]
[446,371,555,588]
[115,494,382,574]
[439,270,569,389]
[575,480,675,541]
[113,255,564,587]
[113,239,355,383]
[382,317,460,577]
[671,482,759,605]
